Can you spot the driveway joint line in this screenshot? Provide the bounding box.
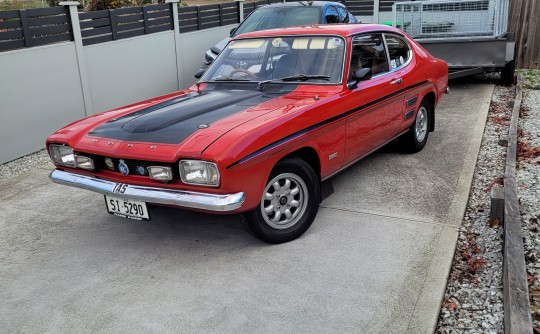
[319,205,450,227]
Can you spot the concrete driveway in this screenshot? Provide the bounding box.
[0,83,493,333]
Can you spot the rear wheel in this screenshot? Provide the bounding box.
[402,99,430,152]
[244,157,320,244]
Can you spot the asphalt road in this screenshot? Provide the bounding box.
[0,83,494,333]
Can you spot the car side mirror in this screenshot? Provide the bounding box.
[194,68,206,79]
[347,68,372,90]
[230,27,237,37]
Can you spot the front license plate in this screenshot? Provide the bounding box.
[105,195,150,221]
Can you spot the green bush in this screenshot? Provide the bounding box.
[518,69,540,90]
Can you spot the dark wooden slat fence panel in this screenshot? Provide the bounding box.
[0,10,23,51]
[0,30,23,40]
[1,1,243,51]
[0,9,20,20]
[81,26,111,38]
[79,9,112,45]
[0,19,22,30]
[0,39,25,51]
[116,21,144,32]
[28,15,69,26]
[0,6,72,50]
[79,10,110,20]
[83,34,113,46]
[116,13,143,24]
[80,17,110,29]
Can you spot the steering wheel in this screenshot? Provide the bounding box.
[228,68,256,78]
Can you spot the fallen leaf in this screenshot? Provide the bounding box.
[489,218,500,228]
[528,273,536,285]
[468,258,486,273]
[444,302,458,311]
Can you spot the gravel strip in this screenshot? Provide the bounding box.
[437,79,514,334]
[0,149,51,181]
[437,71,540,333]
[518,86,540,331]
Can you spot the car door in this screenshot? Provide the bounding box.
[343,33,406,165]
[382,33,417,135]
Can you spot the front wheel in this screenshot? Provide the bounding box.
[402,99,430,153]
[244,157,320,244]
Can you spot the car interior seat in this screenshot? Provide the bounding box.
[272,54,304,78]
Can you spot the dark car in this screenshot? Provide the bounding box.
[200,1,358,70]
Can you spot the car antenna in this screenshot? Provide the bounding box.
[308,0,314,5]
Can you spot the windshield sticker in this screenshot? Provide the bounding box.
[330,38,343,48]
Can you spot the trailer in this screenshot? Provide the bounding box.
[391,0,515,84]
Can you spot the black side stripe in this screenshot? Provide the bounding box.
[226,80,430,169]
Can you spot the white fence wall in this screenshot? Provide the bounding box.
[85,31,179,113]
[0,3,234,164]
[0,43,87,164]
[177,26,234,89]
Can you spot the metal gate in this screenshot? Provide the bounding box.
[392,0,509,39]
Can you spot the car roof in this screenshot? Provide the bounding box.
[256,1,345,8]
[234,24,405,39]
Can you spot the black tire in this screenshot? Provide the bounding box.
[402,99,431,153]
[501,60,516,86]
[243,157,320,244]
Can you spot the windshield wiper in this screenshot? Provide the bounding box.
[212,77,252,82]
[258,74,330,89]
[280,74,330,82]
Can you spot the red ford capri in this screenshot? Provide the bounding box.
[47,24,448,243]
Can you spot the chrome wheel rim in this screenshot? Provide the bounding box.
[260,173,308,230]
[415,106,428,143]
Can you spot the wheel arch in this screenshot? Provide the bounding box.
[279,147,321,181]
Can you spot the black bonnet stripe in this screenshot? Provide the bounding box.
[88,85,293,144]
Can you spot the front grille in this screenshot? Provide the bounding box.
[86,154,178,178]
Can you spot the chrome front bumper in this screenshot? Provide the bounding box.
[49,170,245,212]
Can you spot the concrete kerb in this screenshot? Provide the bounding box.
[405,84,493,333]
[503,75,533,334]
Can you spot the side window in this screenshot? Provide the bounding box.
[324,6,340,24]
[349,34,389,79]
[384,35,411,70]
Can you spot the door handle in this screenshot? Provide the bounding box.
[390,78,403,85]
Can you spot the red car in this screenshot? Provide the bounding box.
[47,24,448,243]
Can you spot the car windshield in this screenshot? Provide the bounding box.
[200,36,346,84]
[233,7,321,36]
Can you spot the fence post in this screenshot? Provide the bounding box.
[167,0,183,90]
[236,0,245,22]
[60,1,93,116]
[373,0,380,23]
